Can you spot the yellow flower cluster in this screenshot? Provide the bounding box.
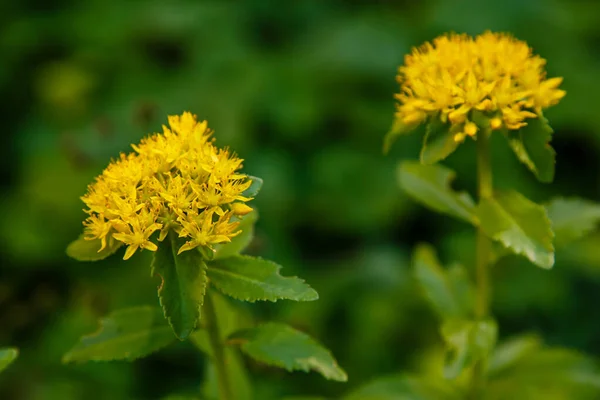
[395,31,566,142]
[81,112,253,260]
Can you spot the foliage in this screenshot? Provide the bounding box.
[229,322,347,382]
[62,145,344,398]
[4,1,600,400]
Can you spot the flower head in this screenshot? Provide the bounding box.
[81,112,253,259]
[395,31,566,142]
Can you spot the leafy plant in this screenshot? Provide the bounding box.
[64,112,346,400]
[345,31,600,400]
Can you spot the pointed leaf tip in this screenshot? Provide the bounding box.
[477,190,554,268]
[230,323,347,382]
[207,255,318,302]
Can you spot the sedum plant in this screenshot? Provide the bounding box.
[64,112,347,400]
[344,32,600,400]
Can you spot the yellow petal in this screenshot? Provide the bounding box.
[143,241,158,251]
[177,242,195,255]
[123,245,139,260]
[231,203,253,216]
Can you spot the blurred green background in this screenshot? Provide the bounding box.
[2,0,600,399]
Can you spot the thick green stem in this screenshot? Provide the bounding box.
[204,293,232,400]
[475,129,493,318]
[470,129,493,399]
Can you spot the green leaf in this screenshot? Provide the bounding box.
[207,255,318,302]
[66,235,122,261]
[488,333,543,377]
[213,210,258,260]
[62,306,175,363]
[441,318,498,379]
[229,322,347,382]
[477,190,555,268]
[546,197,600,247]
[343,374,462,400]
[420,118,459,165]
[398,161,478,224]
[383,117,419,154]
[243,176,263,198]
[0,347,18,373]
[152,234,208,340]
[505,116,555,183]
[413,244,474,319]
[485,347,600,399]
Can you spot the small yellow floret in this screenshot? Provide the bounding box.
[464,122,478,137]
[81,112,254,259]
[490,117,503,130]
[394,31,565,138]
[454,132,466,143]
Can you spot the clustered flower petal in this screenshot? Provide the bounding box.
[81,112,253,260]
[395,31,566,142]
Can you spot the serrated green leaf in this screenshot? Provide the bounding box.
[152,235,208,340]
[488,333,543,377]
[213,211,258,260]
[229,322,347,382]
[207,255,318,302]
[383,117,419,154]
[343,374,462,400]
[413,244,474,319]
[546,197,600,247]
[477,190,555,268]
[66,235,122,261]
[62,307,175,363]
[506,116,555,183]
[399,161,478,224]
[243,176,263,198]
[441,318,497,379]
[420,118,459,165]
[0,347,18,373]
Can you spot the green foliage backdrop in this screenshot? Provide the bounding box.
[2,0,600,399]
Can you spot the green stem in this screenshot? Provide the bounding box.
[204,293,232,400]
[475,128,493,318]
[471,128,493,399]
